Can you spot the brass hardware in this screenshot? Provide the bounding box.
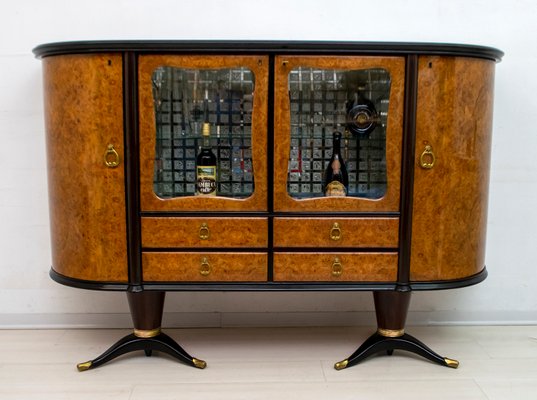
[419,145,435,169]
[199,223,210,240]
[192,358,207,369]
[134,327,162,338]
[282,60,289,66]
[104,144,120,168]
[334,359,349,370]
[200,257,211,276]
[331,257,343,277]
[77,361,92,372]
[444,358,460,369]
[377,328,405,338]
[330,222,342,241]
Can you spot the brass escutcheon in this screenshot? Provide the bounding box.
[330,222,342,241]
[200,257,211,276]
[419,145,435,169]
[104,144,120,168]
[199,223,210,240]
[332,257,343,277]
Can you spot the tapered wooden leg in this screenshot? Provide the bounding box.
[76,291,206,371]
[334,291,459,370]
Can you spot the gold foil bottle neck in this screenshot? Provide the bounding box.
[202,122,210,136]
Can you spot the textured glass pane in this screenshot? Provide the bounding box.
[286,68,390,199]
[152,67,255,199]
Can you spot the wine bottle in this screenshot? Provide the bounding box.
[196,93,217,196]
[324,131,349,197]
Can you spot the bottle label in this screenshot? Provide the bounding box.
[196,166,217,196]
[325,181,347,197]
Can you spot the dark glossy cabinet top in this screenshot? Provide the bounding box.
[33,40,504,62]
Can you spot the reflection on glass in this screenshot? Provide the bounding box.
[286,67,390,199]
[152,67,255,199]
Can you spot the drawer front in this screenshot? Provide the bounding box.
[273,252,398,282]
[273,218,399,248]
[142,252,268,282]
[141,217,268,248]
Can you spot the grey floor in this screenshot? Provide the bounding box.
[1,325,536,399]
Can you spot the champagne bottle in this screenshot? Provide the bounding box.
[324,131,348,197]
[196,95,217,196]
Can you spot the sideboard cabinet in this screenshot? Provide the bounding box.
[34,41,502,371]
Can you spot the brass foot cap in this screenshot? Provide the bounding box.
[77,361,92,372]
[192,358,207,369]
[444,358,459,369]
[334,359,349,370]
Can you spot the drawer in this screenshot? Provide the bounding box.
[142,252,268,282]
[273,252,398,282]
[141,217,268,248]
[273,218,399,248]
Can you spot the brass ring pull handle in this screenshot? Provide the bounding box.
[332,257,343,277]
[104,144,120,168]
[200,257,211,276]
[419,145,435,169]
[199,223,210,240]
[330,222,342,241]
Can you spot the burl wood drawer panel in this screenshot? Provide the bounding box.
[142,252,267,282]
[142,217,268,248]
[273,252,398,282]
[273,217,399,248]
[410,56,495,281]
[43,54,128,283]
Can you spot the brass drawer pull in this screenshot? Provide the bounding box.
[332,257,343,277]
[330,222,342,241]
[104,144,120,168]
[199,223,210,240]
[200,257,211,276]
[419,145,435,169]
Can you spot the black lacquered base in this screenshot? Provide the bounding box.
[334,331,459,370]
[77,331,206,371]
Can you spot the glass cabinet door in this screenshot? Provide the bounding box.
[274,56,405,212]
[139,55,269,211]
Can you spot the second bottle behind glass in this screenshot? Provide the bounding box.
[324,131,349,197]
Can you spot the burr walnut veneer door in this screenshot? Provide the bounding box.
[42,54,128,282]
[273,56,405,212]
[138,55,269,212]
[410,56,496,281]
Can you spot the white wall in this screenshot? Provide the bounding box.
[1,0,536,328]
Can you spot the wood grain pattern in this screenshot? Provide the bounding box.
[138,55,269,212]
[142,252,267,282]
[141,217,268,248]
[410,56,496,281]
[273,252,398,282]
[273,56,405,212]
[273,217,399,248]
[42,54,128,282]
